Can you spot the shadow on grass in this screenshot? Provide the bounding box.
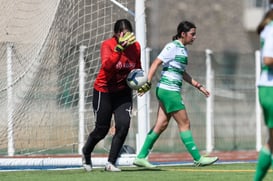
[119,167,164,172]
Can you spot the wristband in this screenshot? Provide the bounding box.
[197,84,203,89]
[115,44,124,52]
[195,83,203,89]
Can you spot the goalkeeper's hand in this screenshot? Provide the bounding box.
[115,32,136,52]
[137,81,151,96]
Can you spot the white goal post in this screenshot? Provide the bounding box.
[0,0,149,169]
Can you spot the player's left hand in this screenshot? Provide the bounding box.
[199,86,210,97]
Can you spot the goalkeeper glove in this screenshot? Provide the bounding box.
[115,32,136,52]
[137,81,152,94]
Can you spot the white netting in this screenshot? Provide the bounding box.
[0,0,135,155]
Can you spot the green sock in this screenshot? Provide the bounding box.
[253,147,272,181]
[180,130,201,161]
[271,153,273,168]
[137,130,159,159]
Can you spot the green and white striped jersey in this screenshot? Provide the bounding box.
[259,21,273,87]
[157,40,188,92]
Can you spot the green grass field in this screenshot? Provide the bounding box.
[0,163,272,181]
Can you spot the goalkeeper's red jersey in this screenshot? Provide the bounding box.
[94,36,141,93]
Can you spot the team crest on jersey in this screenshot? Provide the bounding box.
[166,45,171,51]
[181,48,187,56]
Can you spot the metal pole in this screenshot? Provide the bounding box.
[135,0,149,154]
[7,42,15,156]
[78,45,87,154]
[110,0,135,16]
[255,50,262,151]
[205,49,214,153]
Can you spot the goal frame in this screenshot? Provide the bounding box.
[2,0,149,170]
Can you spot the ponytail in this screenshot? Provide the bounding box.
[257,9,273,35]
[172,34,179,40]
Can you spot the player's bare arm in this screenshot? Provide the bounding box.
[263,57,273,67]
[183,71,210,97]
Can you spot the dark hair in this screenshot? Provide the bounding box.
[172,21,196,40]
[257,9,273,35]
[114,19,133,33]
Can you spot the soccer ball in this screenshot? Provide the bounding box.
[126,69,148,90]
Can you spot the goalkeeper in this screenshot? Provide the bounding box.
[134,21,218,168]
[82,19,142,172]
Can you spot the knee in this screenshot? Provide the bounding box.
[179,119,191,131]
[154,121,168,133]
[91,125,110,139]
[115,124,130,139]
[161,122,169,131]
[184,119,191,128]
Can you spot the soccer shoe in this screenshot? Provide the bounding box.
[82,163,92,172]
[194,156,219,167]
[133,158,156,168]
[104,162,121,172]
[82,154,92,172]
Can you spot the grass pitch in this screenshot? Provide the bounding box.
[0,163,272,181]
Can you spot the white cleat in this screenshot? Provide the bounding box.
[83,163,92,172]
[104,162,121,172]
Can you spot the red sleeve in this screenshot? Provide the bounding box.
[100,39,121,72]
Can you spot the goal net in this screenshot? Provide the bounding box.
[0,0,136,168]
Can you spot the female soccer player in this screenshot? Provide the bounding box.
[134,21,218,168]
[82,19,142,172]
[254,5,273,181]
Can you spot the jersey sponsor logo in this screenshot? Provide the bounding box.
[115,60,136,70]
